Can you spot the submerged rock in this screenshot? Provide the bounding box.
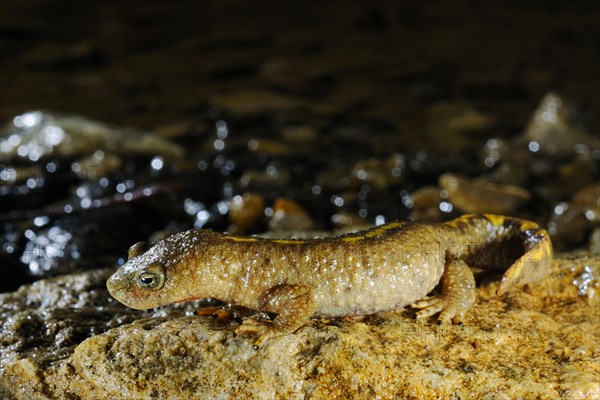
[1,253,599,399]
[0,110,184,162]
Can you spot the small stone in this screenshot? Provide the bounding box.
[268,198,315,232]
[411,186,441,210]
[228,193,266,234]
[439,173,531,214]
[409,186,443,221]
[350,153,405,190]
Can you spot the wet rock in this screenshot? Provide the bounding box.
[439,173,531,214]
[268,198,315,232]
[481,139,532,186]
[2,178,176,285]
[12,207,141,278]
[427,102,492,155]
[350,153,405,190]
[71,151,123,181]
[410,186,440,209]
[482,138,509,169]
[228,192,266,234]
[558,153,598,194]
[549,203,598,250]
[1,253,599,399]
[19,225,86,277]
[523,92,598,158]
[485,162,530,187]
[0,269,137,369]
[409,186,443,221]
[0,111,184,162]
[548,183,600,250]
[239,165,291,190]
[572,182,600,211]
[0,165,43,186]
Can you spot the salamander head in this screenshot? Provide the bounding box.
[107,230,205,310]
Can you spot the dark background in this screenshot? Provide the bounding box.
[1,0,599,136]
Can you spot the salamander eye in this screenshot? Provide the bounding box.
[136,264,164,290]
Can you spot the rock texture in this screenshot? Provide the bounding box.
[1,254,599,399]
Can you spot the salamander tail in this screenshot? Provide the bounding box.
[495,221,552,295]
[446,214,553,296]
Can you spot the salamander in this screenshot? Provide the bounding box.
[107,214,552,347]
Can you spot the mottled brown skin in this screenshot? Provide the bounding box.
[107,214,552,347]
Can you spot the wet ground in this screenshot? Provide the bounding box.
[1,1,599,292]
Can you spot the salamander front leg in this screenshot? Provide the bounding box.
[412,259,476,325]
[235,284,316,348]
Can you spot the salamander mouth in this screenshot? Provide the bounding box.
[106,269,166,310]
[106,271,132,303]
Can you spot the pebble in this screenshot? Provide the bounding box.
[228,193,266,234]
[268,198,315,232]
[439,173,531,214]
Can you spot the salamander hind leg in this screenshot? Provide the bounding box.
[235,284,315,348]
[412,259,476,325]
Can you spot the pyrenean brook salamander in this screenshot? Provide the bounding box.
[107,213,552,347]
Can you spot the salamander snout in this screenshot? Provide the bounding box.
[106,261,167,310]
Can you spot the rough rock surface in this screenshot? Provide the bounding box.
[1,254,599,399]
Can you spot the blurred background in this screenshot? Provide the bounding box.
[1,0,599,292]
